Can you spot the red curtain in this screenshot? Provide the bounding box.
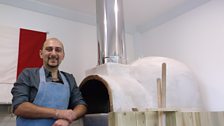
[16,28,47,78]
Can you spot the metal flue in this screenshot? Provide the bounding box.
[96,0,127,65]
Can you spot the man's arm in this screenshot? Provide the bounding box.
[14,102,56,118]
[53,104,87,126]
[71,104,87,120]
[14,102,76,122]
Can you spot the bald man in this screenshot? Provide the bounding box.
[11,38,87,126]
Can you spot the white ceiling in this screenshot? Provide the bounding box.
[0,0,210,33]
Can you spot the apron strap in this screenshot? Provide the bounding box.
[39,66,46,83]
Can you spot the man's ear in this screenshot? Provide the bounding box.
[62,53,65,60]
[39,50,43,59]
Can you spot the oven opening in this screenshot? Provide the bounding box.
[80,79,110,114]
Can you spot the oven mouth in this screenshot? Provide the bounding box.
[80,75,111,114]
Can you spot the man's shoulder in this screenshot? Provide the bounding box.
[20,67,40,75]
[17,67,40,80]
[60,71,76,86]
[22,67,40,72]
[60,71,73,78]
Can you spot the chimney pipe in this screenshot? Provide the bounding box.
[96,0,127,65]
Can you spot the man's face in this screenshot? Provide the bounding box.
[40,39,64,69]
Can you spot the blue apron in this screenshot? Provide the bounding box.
[16,67,70,126]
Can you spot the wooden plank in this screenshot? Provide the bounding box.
[200,112,224,126]
[145,111,158,126]
[175,112,201,126]
[109,112,115,126]
[109,112,137,126]
[215,112,224,126]
[109,111,224,126]
[161,63,166,108]
[157,78,163,126]
[157,78,162,108]
[166,112,177,126]
[136,112,146,126]
[200,112,211,126]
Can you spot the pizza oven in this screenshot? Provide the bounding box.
[78,0,202,126]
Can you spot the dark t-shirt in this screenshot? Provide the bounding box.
[11,67,86,112]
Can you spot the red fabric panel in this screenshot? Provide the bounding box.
[17,28,46,78]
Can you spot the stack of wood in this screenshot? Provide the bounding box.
[108,111,224,126]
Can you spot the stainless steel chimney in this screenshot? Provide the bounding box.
[96,0,127,65]
[82,1,127,125]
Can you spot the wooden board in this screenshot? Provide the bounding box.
[109,111,224,126]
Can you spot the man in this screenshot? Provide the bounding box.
[11,38,87,126]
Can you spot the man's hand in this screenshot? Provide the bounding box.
[56,109,77,123]
[52,119,70,126]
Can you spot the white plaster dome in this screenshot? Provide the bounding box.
[130,57,203,110]
[81,56,203,112]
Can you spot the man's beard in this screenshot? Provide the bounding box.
[46,56,59,68]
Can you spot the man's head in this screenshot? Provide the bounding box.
[40,38,65,69]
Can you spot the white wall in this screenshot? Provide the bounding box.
[136,0,224,111]
[0,4,136,85]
